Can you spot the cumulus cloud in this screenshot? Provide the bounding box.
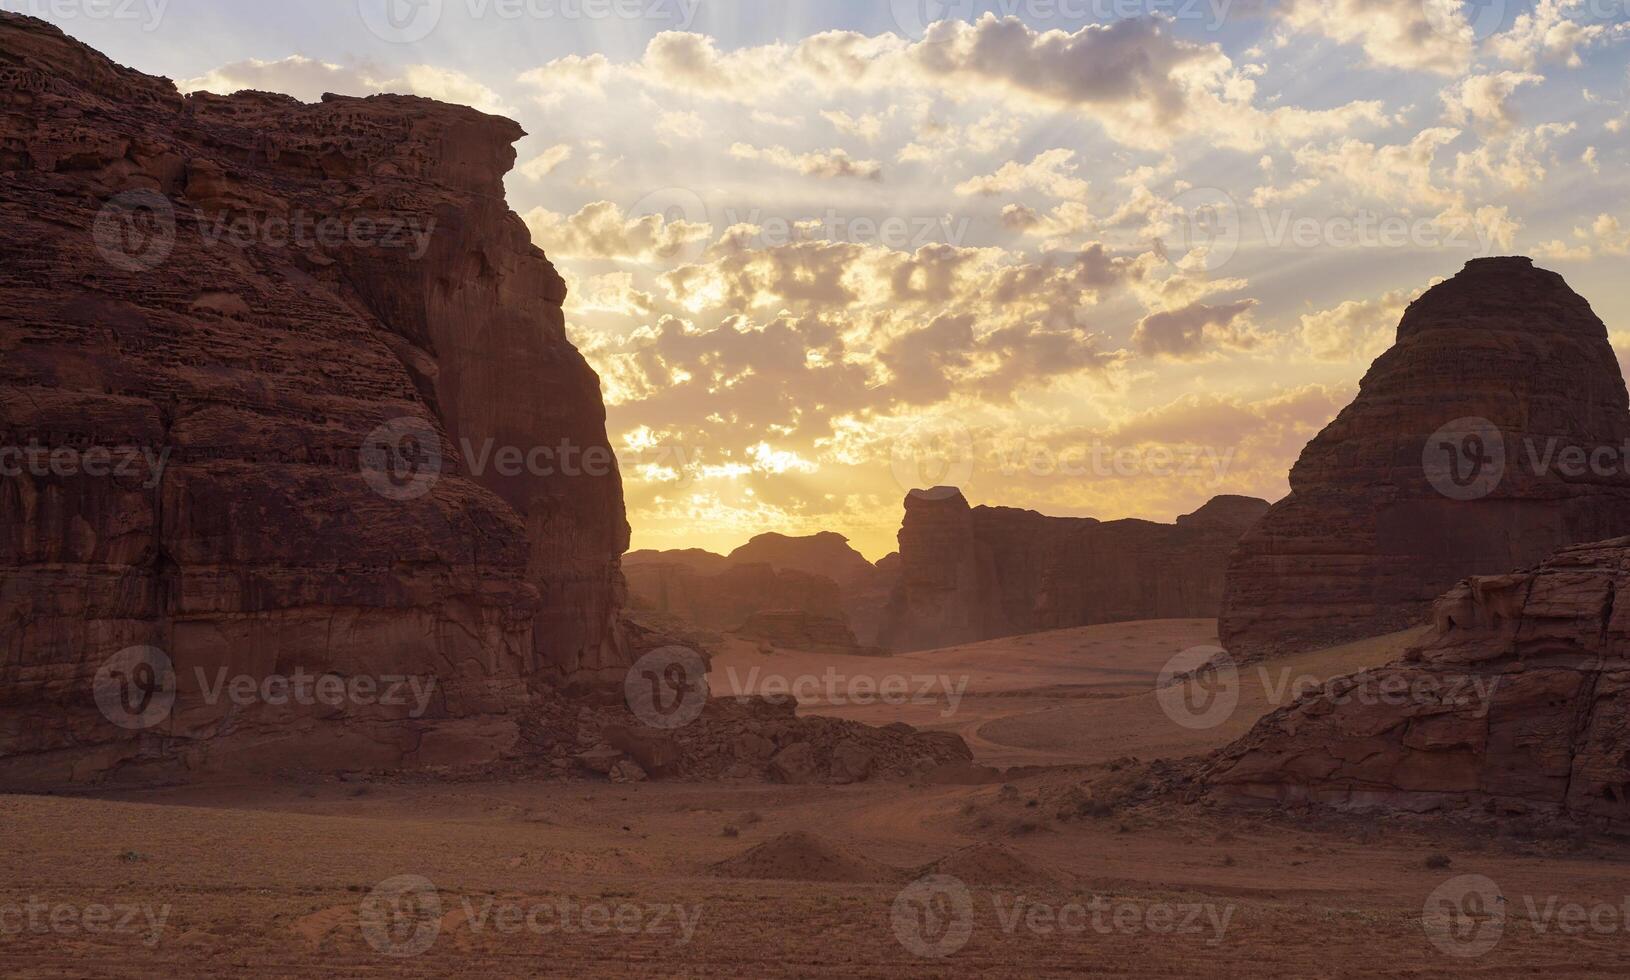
[1298,289,1416,362]
[1491,0,1613,68]
[1275,0,1476,75]
[729,143,883,180]
[1443,72,1543,132]
[1536,214,1630,260]
[1132,299,1262,359]
[898,111,1023,163]
[518,144,573,180]
[517,53,611,105]
[523,201,713,261]
[955,148,1090,199]
[821,109,887,141]
[518,17,1385,151]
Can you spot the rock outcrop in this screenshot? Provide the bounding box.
[724,532,882,591]
[732,610,867,655]
[1220,257,1630,659]
[625,562,845,633]
[878,489,1268,652]
[1206,537,1630,827]
[624,531,894,642]
[0,14,628,785]
[523,693,973,786]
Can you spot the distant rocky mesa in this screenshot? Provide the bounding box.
[877,489,1269,652]
[624,532,894,649]
[1220,257,1630,660]
[0,14,628,784]
[1207,537,1630,826]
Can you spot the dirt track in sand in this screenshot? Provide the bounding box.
[6,620,1630,977]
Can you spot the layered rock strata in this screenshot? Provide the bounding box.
[877,490,1267,652]
[1221,257,1630,658]
[1207,538,1630,826]
[0,14,628,784]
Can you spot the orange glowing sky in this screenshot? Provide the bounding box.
[51,0,1630,558]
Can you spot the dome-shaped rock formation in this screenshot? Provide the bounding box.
[1220,257,1630,659]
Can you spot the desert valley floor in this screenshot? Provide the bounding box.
[7,620,1630,978]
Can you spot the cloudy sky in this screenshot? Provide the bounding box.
[29,0,1630,558]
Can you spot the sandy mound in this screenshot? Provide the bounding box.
[711,831,899,884]
[918,842,1060,888]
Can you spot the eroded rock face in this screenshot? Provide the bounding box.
[624,562,845,633]
[1207,538,1630,826]
[1220,257,1630,659]
[732,610,864,655]
[0,14,628,784]
[624,532,893,642]
[877,489,1267,652]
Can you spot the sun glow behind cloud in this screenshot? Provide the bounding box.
[68,0,1630,558]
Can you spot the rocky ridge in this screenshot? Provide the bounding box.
[878,489,1268,652]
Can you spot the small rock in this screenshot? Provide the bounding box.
[608,759,648,783]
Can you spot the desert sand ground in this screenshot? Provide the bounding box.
[7,620,1630,977]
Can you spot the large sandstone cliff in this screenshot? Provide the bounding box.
[877,489,1268,652]
[1207,538,1630,827]
[0,14,628,784]
[1220,257,1630,659]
